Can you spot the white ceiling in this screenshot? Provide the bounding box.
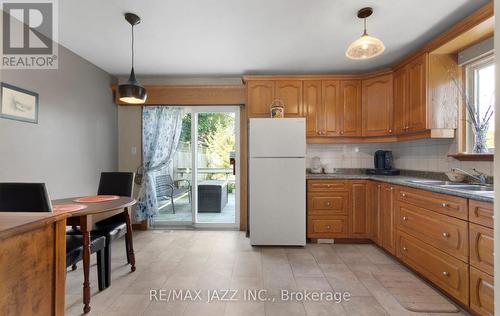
[59,0,491,76]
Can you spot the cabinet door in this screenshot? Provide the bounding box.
[393,67,408,134]
[380,184,395,254]
[369,182,381,244]
[303,81,323,137]
[275,81,303,117]
[470,223,494,275]
[407,54,428,132]
[470,266,494,316]
[322,80,340,136]
[350,181,370,238]
[247,81,275,117]
[339,80,362,136]
[362,74,394,136]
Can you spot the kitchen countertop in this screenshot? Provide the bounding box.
[307,173,494,203]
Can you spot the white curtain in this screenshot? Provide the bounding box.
[136,106,183,220]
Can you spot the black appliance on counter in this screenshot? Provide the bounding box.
[366,150,400,175]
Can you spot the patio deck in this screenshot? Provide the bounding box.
[153,191,236,224]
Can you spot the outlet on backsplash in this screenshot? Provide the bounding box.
[306,138,494,176]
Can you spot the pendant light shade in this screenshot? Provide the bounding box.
[118,13,147,104]
[346,7,385,60]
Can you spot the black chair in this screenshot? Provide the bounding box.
[67,172,135,288]
[0,183,107,290]
[66,234,107,291]
[155,174,191,213]
[0,183,52,211]
[92,172,135,287]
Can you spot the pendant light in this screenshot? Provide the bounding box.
[346,7,385,60]
[118,13,147,104]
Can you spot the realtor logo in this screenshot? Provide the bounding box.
[1,0,58,69]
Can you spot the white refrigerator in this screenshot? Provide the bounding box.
[249,118,306,246]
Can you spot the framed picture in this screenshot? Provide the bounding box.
[0,82,39,124]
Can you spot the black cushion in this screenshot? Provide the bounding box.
[98,172,134,197]
[0,183,51,212]
[66,234,106,268]
[93,220,127,244]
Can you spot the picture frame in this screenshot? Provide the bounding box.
[0,82,39,124]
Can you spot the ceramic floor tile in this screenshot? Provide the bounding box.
[64,231,464,316]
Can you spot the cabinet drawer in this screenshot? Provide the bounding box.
[395,186,467,220]
[469,200,493,229]
[470,266,494,316]
[395,201,468,262]
[307,216,348,238]
[396,231,468,305]
[470,223,494,275]
[307,180,348,192]
[307,192,348,216]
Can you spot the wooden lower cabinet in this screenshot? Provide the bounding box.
[469,200,494,229]
[394,201,468,262]
[380,184,395,254]
[396,230,469,305]
[307,216,349,238]
[470,223,494,276]
[350,181,370,238]
[307,179,494,315]
[470,266,494,316]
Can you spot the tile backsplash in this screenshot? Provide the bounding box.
[306,138,493,176]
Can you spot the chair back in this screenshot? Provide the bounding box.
[0,183,52,212]
[97,172,135,197]
[155,174,174,198]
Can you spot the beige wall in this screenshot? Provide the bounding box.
[0,44,118,199]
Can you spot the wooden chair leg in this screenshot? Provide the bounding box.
[103,245,112,288]
[96,250,106,291]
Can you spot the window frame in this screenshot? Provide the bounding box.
[464,53,495,153]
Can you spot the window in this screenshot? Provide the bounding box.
[465,55,495,153]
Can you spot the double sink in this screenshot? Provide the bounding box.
[409,180,494,195]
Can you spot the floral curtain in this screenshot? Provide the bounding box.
[136,106,183,221]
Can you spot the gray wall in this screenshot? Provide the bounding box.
[0,45,118,199]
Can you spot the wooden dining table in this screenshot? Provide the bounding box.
[52,196,137,314]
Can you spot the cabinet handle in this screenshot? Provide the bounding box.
[402,216,408,221]
[326,184,332,188]
[401,193,406,197]
[442,271,450,277]
[326,225,331,230]
[340,131,344,135]
[388,129,393,134]
[402,247,408,251]
[390,187,394,191]
[405,126,409,130]
[326,202,331,207]
[442,232,450,238]
[441,203,448,208]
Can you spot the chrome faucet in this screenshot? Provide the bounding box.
[452,168,489,185]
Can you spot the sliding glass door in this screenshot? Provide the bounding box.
[151,106,240,229]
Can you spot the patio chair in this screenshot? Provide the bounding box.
[156,174,191,214]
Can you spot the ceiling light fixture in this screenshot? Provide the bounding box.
[345,7,385,60]
[118,13,147,104]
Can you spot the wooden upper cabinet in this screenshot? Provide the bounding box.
[393,67,408,134]
[275,81,303,117]
[322,80,340,136]
[247,80,275,117]
[303,81,322,137]
[339,80,362,136]
[362,74,394,137]
[407,54,428,132]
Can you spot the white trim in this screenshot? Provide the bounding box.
[151,106,241,229]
